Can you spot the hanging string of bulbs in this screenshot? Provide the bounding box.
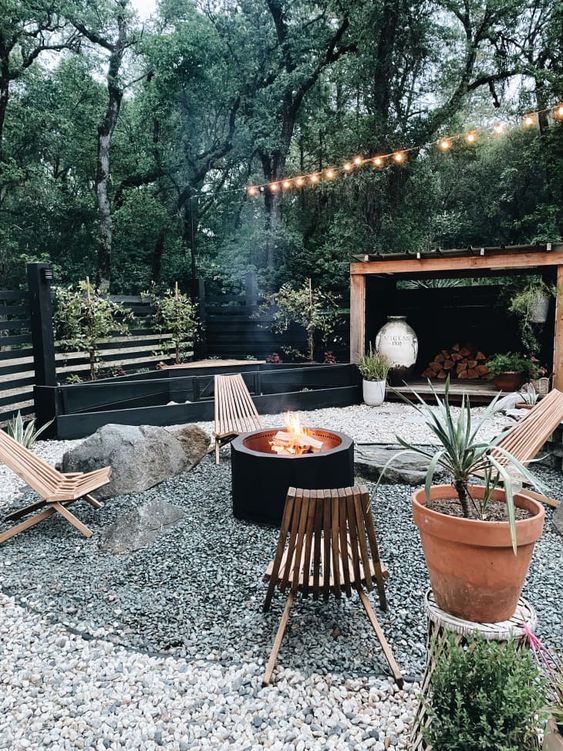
[245,103,563,198]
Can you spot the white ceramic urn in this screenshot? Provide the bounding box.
[375,316,418,384]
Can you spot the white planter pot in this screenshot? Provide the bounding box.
[363,379,386,406]
[529,293,550,324]
[375,316,418,384]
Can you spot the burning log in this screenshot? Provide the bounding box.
[422,343,489,380]
[270,413,325,455]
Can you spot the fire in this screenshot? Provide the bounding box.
[270,412,324,456]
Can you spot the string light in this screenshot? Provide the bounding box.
[243,105,559,197]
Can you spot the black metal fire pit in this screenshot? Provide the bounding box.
[231,428,354,526]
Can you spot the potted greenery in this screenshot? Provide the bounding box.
[510,281,555,325]
[357,345,390,406]
[424,635,545,751]
[487,352,539,391]
[381,379,545,622]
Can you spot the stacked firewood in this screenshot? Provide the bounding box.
[422,343,490,380]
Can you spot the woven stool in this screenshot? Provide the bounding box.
[410,589,537,751]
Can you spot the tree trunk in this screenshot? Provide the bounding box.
[151,228,166,283]
[0,69,9,163]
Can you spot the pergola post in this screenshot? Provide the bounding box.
[553,265,563,389]
[350,273,366,363]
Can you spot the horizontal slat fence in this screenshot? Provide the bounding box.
[55,295,177,382]
[0,289,34,421]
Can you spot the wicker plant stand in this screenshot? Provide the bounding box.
[410,589,538,751]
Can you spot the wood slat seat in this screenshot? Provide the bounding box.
[262,486,402,687]
[214,373,263,463]
[484,388,563,508]
[0,429,111,544]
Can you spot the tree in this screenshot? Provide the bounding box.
[151,282,198,364]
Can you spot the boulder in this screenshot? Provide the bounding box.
[354,444,441,486]
[553,503,563,538]
[62,423,210,499]
[100,499,185,554]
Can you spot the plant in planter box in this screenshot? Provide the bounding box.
[358,344,390,406]
[424,634,545,751]
[487,352,539,392]
[380,379,546,622]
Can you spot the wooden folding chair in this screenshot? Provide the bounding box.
[0,429,111,544]
[214,373,263,464]
[486,388,563,508]
[262,485,403,687]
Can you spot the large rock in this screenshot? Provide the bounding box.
[100,499,185,554]
[355,444,441,486]
[62,423,210,499]
[553,503,563,537]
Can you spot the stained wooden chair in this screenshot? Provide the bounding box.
[262,485,403,687]
[0,429,111,544]
[487,388,563,508]
[214,373,263,464]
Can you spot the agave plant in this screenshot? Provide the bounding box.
[380,378,547,551]
[3,412,53,448]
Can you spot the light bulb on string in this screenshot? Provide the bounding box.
[492,122,505,135]
[247,186,258,197]
[554,104,563,120]
[269,182,279,192]
[372,156,384,167]
[523,113,535,128]
[438,138,452,151]
[282,180,292,190]
[465,131,478,144]
[343,162,352,172]
[325,168,336,179]
[353,156,363,167]
[310,174,319,184]
[296,177,305,187]
[392,151,406,164]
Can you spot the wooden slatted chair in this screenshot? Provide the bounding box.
[0,429,111,544]
[262,485,403,687]
[486,388,563,508]
[214,373,263,464]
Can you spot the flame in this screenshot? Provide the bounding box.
[283,411,306,437]
[270,412,322,455]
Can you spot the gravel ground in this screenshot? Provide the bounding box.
[0,404,560,751]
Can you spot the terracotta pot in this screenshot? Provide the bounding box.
[493,371,524,391]
[412,484,545,622]
[544,720,563,751]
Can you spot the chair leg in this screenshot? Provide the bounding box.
[84,494,104,509]
[215,440,220,465]
[52,502,93,538]
[0,507,56,544]
[263,591,295,686]
[358,589,403,688]
[3,499,47,522]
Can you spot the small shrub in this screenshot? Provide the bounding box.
[151,282,198,365]
[487,352,539,379]
[358,344,390,381]
[424,635,545,751]
[4,412,53,448]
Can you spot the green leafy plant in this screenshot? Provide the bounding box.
[4,412,53,448]
[381,378,546,550]
[358,344,390,381]
[487,352,540,380]
[509,282,555,354]
[55,279,133,380]
[259,279,342,362]
[519,383,539,405]
[151,282,198,365]
[424,634,545,751]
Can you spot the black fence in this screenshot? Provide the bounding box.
[0,288,34,421]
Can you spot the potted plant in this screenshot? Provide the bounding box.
[357,345,390,406]
[487,352,539,391]
[510,282,555,325]
[381,379,546,622]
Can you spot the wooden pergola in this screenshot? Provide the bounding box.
[350,242,563,389]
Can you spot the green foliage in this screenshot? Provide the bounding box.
[358,344,390,381]
[380,378,546,548]
[151,283,198,364]
[260,278,342,361]
[509,283,555,355]
[424,635,545,751]
[3,412,53,448]
[55,279,133,380]
[487,352,539,379]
